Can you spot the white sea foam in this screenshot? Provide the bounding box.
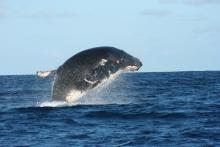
[38,101,68,107]
[38,97,116,107]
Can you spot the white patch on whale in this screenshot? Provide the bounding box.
[99,59,108,66]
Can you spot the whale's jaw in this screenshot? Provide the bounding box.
[124,61,142,71]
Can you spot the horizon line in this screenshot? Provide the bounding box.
[0,70,220,76]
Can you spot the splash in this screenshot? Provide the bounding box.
[38,71,126,107]
[66,90,85,103]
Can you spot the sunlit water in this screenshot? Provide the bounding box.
[0,72,220,146]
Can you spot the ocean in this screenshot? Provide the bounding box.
[0,71,220,146]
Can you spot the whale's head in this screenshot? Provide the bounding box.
[121,55,142,71]
[110,49,142,72]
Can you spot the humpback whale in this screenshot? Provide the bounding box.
[37,46,142,102]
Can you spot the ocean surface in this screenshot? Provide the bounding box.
[0,71,220,146]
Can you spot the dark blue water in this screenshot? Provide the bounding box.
[0,72,220,146]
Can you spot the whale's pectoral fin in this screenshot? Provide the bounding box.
[84,72,101,86]
[84,78,98,85]
[36,70,56,78]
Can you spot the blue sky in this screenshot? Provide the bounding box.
[0,0,220,75]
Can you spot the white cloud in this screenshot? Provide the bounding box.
[183,0,220,5]
[193,26,220,33]
[1,8,76,19]
[158,0,177,4]
[140,9,172,17]
[158,0,220,5]
[0,8,4,16]
[0,10,76,19]
[21,11,76,19]
[0,0,75,19]
[0,0,6,17]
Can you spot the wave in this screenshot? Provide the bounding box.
[38,96,130,108]
[0,90,49,96]
[83,111,220,120]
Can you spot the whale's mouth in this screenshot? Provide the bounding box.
[124,66,140,71]
[123,58,142,71]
